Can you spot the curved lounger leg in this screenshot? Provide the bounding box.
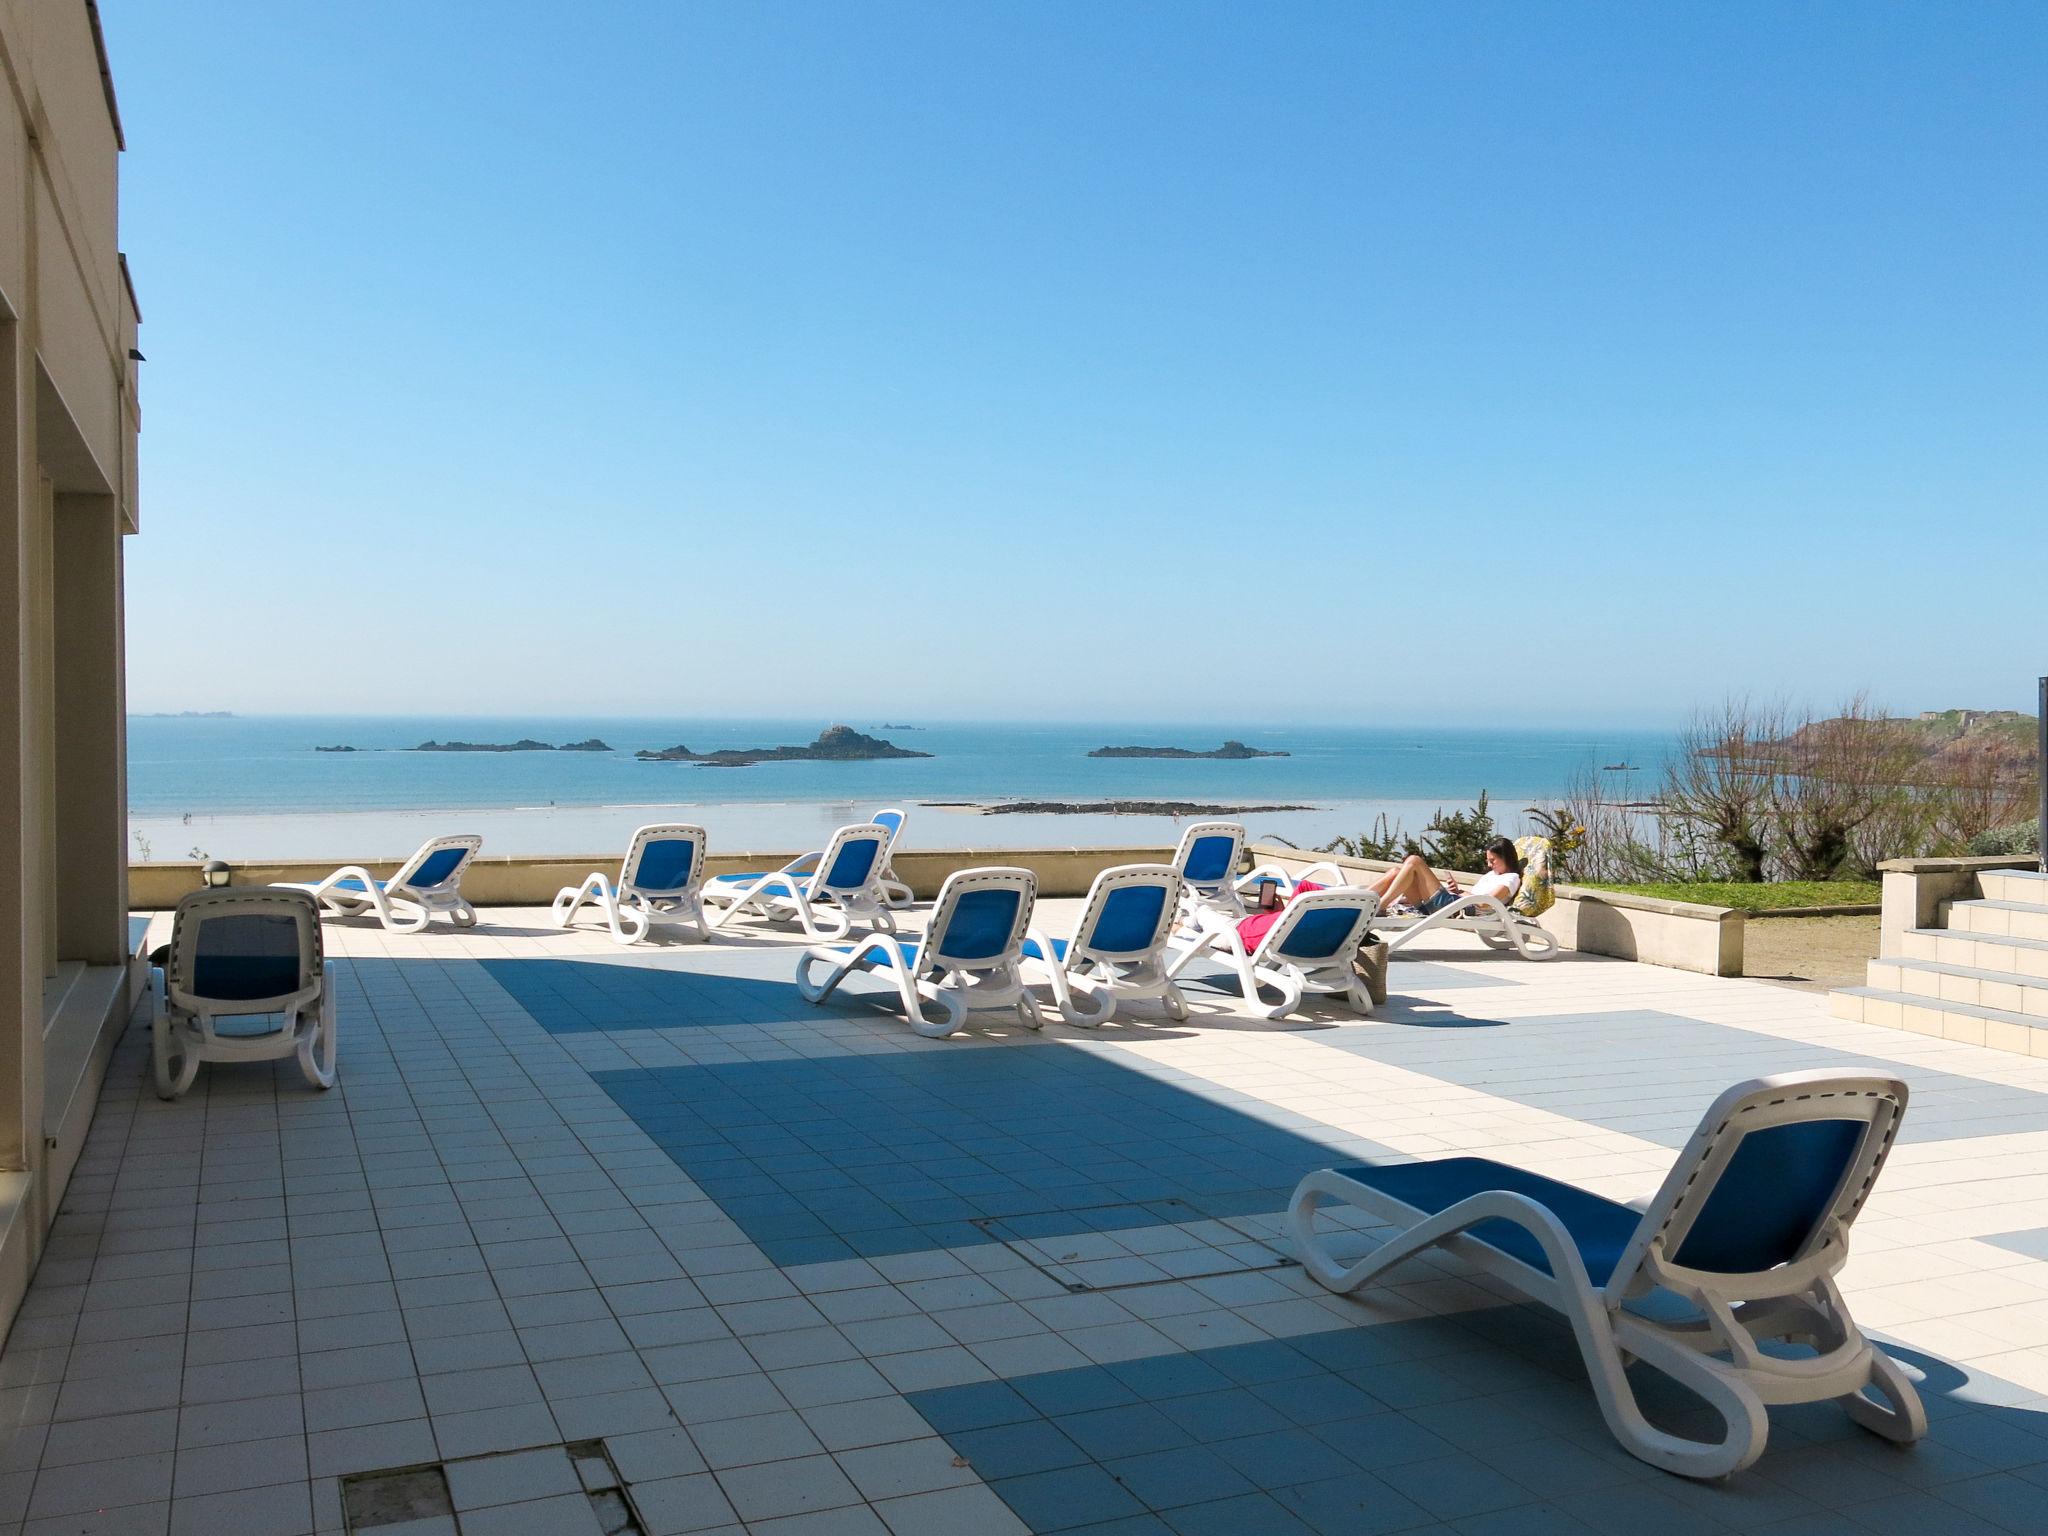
[449,900,479,930]
[796,944,868,1005]
[298,973,339,1090]
[707,878,775,931]
[1841,1349,1928,1444]
[149,972,191,1102]
[371,884,431,935]
[609,897,650,946]
[909,977,969,1039]
[1059,970,1115,1027]
[1013,971,1045,1031]
[552,875,607,931]
[797,891,853,941]
[1290,1175,1767,1479]
[1252,961,1303,1021]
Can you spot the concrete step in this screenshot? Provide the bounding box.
[1866,956,2048,1017]
[1979,867,2048,906]
[1829,986,2048,1056]
[1899,927,2048,979]
[1939,899,2048,943]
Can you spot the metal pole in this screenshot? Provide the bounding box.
[2039,676,2047,874]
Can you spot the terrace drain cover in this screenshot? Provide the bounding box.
[975,1200,1294,1292]
[342,1440,646,1534]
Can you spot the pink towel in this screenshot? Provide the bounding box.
[1235,881,1324,949]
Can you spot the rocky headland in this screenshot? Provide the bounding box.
[1088,740,1289,760]
[637,725,932,768]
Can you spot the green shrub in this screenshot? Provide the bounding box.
[1969,818,2041,856]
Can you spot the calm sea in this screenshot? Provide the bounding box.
[127,717,1674,859]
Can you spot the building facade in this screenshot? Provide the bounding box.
[0,1,140,1334]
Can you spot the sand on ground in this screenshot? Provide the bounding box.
[1743,913,1879,993]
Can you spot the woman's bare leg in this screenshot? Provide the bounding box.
[1374,854,1444,909]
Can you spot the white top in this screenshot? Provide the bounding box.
[1467,870,1521,903]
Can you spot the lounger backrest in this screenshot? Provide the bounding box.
[1611,1071,1908,1294]
[1072,864,1181,963]
[1256,888,1380,965]
[922,867,1036,971]
[870,808,906,850]
[167,887,322,1014]
[814,823,889,896]
[623,824,706,896]
[392,835,483,893]
[1174,822,1245,889]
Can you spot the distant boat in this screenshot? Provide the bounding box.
[1601,762,1639,772]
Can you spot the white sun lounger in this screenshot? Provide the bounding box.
[796,866,1041,1038]
[151,887,337,1100]
[1021,863,1186,1025]
[1170,820,1248,929]
[703,821,896,939]
[1289,1070,1924,1479]
[1238,857,1562,961]
[1166,885,1380,1020]
[1374,888,1561,960]
[779,807,916,909]
[289,834,482,933]
[552,823,710,945]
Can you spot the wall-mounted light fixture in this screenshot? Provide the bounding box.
[201,859,231,888]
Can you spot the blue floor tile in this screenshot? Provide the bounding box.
[951,1419,1093,1480]
[992,1464,1148,1531]
[592,1044,1397,1265]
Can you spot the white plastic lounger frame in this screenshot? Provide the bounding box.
[1171,820,1248,929]
[1289,1071,1923,1479]
[1166,886,1380,1021]
[1022,863,1187,1025]
[1375,886,1561,960]
[552,823,709,945]
[796,866,1042,1038]
[291,834,482,933]
[778,808,916,909]
[703,821,895,939]
[151,887,337,1100]
[1239,858,1561,961]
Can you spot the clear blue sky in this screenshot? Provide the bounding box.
[108,1,2045,725]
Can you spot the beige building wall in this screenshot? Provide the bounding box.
[0,1,139,1342]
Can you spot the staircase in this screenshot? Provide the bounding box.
[1831,867,2048,1055]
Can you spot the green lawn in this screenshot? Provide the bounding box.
[1575,879,1881,912]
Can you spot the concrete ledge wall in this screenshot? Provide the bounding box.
[128,846,1177,911]
[1878,855,2042,950]
[1244,844,1743,976]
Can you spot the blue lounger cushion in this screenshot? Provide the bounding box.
[1020,937,1069,962]
[832,940,923,967]
[1332,1158,1642,1287]
[329,878,388,893]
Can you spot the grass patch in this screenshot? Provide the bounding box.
[1575,880,1881,912]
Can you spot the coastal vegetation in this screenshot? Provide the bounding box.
[636,724,930,767]
[1088,741,1289,760]
[962,798,1315,817]
[1281,696,2038,903]
[1547,697,2038,885]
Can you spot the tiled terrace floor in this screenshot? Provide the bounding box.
[8,899,2048,1535]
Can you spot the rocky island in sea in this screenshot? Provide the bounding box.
[412,738,613,752]
[314,744,356,753]
[1088,740,1289,760]
[637,724,932,768]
